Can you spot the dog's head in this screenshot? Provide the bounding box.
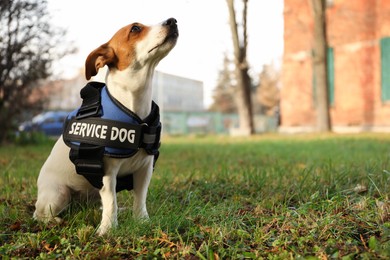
[85,18,178,80]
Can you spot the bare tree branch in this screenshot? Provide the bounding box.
[0,0,74,143]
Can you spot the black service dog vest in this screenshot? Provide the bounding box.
[62,82,161,192]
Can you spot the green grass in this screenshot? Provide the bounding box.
[0,134,389,259]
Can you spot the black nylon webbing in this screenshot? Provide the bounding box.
[69,143,105,189]
[76,82,105,119]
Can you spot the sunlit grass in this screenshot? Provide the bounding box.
[0,134,389,258]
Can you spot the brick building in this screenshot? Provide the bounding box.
[280,0,390,132]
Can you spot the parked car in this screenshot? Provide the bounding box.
[18,111,69,137]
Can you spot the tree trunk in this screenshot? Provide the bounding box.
[311,0,331,132]
[226,0,254,135]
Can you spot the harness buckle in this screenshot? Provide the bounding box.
[74,159,104,176]
[76,102,101,119]
[76,81,104,119]
[141,122,161,155]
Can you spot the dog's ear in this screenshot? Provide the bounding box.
[85,44,117,80]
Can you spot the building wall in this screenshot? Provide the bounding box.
[281,0,315,128]
[152,71,204,112]
[281,0,390,131]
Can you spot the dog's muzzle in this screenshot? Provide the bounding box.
[163,18,179,39]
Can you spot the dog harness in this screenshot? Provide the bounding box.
[62,82,161,192]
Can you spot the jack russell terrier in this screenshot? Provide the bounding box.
[34,18,178,235]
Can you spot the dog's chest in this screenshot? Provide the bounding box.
[105,149,153,177]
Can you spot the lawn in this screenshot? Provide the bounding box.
[0,134,389,259]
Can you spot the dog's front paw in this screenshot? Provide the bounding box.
[96,219,118,236]
[33,211,64,224]
[96,225,109,236]
[133,207,149,220]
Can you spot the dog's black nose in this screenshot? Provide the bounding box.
[163,18,177,26]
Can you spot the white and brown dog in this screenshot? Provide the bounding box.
[34,18,178,235]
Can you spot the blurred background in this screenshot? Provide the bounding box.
[1,0,389,143]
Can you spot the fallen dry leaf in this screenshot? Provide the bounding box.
[10,221,21,231]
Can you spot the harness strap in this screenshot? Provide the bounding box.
[69,143,105,189]
[77,82,105,119]
[141,105,161,156]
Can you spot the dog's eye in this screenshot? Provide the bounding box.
[131,25,141,33]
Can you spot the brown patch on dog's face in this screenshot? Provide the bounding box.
[85,22,150,80]
[108,23,151,71]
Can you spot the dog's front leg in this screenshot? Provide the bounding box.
[97,167,119,236]
[132,158,154,219]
